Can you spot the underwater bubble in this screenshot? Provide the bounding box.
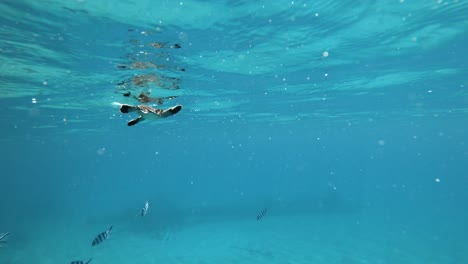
[178,31,188,42]
[322,51,329,57]
[97,147,106,155]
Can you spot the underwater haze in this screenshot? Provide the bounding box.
[1,0,468,263]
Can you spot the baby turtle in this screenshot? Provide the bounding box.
[120,104,182,126]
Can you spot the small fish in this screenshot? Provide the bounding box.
[0,232,9,247]
[71,258,93,264]
[141,200,150,216]
[91,226,112,246]
[0,232,9,241]
[256,208,268,221]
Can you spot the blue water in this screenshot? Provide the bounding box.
[1,0,467,263]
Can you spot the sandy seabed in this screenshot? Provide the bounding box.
[0,212,465,264]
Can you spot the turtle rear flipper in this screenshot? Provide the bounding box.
[128,116,144,126]
[161,105,182,118]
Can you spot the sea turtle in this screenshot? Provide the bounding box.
[120,104,182,126]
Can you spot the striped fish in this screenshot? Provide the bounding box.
[91,226,112,246]
[256,208,268,221]
[141,200,150,216]
[71,258,93,264]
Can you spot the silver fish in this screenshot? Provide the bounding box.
[141,200,150,216]
[0,232,9,247]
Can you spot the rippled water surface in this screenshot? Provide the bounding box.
[1,1,467,263]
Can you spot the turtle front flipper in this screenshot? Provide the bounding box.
[120,104,138,113]
[160,105,182,118]
[128,116,144,126]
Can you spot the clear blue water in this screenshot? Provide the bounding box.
[1,0,467,263]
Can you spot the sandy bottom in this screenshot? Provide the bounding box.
[0,212,466,264]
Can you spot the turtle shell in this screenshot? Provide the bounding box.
[137,105,163,116]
